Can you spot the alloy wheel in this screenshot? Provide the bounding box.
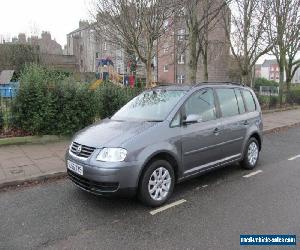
[148,167,171,201]
[248,142,259,166]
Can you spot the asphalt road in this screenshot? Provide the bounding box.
[1,127,300,250]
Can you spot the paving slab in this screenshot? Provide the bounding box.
[33,157,65,173]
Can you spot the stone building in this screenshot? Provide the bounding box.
[66,21,126,74]
[0,33,77,72]
[12,32,63,55]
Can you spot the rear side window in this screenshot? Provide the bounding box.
[216,88,239,117]
[235,89,246,114]
[242,90,256,112]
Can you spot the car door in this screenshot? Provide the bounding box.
[215,88,248,160]
[181,88,223,175]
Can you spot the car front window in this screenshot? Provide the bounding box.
[111,90,186,121]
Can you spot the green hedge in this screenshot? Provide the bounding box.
[11,64,97,135]
[11,64,141,135]
[286,90,300,105]
[0,109,3,131]
[95,82,141,119]
[254,77,278,91]
[257,95,279,109]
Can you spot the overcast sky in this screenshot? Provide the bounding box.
[0,0,93,47]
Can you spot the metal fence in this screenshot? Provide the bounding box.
[0,82,19,129]
[259,86,279,96]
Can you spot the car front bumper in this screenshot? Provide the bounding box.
[66,152,142,197]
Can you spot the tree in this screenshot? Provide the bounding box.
[222,0,272,86]
[280,0,300,89]
[182,0,228,83]
[266,0,300,104]
[0,44,39,74]
[93,0,176,88]
[198,1,229,81]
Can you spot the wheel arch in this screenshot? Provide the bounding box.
[249,132,262,151]
[137,151,180,188]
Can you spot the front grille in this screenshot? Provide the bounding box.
[70,142,96,158]
[67,170,119,193]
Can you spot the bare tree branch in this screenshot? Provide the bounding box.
[92,0,176,87]
[222,0,272,86]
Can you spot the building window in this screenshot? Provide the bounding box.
[80,45,83,53]
[80,59,83,68]
[164,65,169,72]
[178,29,185,41]
[117,65,121,74]
[178,54,185,64]
[103,42,107,51]
[164,43,169,53]
[177,75,185,84]
[96,52,100,58]
[178,7,185,16]
[163,20,169,30]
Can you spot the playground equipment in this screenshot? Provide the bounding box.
[89,58,124,90]
[89,79,103,90]
[96,58,123,84]
[90,57,148,89]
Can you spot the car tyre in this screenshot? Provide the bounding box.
[138,159,175,207]
[241,137,260,170]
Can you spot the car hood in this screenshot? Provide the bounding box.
[73,119,160,148]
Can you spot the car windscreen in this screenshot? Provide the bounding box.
[111,90,186,121]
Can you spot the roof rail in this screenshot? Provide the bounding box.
[155,83,174,86]
[195,81,245,87]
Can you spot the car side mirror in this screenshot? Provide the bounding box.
[182,114,202,125]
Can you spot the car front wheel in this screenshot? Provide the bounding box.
[138,159,175,207]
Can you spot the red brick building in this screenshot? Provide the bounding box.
[157,4,231,84]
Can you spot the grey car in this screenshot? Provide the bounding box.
[66,82,263,207]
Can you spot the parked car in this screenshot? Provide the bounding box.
[66,82,263,207]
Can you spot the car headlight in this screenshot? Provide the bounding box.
[96,148,127,162]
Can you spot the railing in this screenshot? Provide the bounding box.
[0,82,19,130]
[259,86,279,96]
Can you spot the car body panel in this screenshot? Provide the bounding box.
[181,119,223,173]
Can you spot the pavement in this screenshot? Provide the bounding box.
[263,109,300,133]
[0,108,300,189]
[1,126,300,249]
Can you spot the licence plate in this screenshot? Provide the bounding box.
[67,160,83,175]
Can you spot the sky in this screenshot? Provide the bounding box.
[0,0,93,47]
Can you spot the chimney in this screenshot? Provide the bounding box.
[79,20,89,28]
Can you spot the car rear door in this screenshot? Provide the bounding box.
[215,87,248,160]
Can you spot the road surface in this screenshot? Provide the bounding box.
[1,127,300,249]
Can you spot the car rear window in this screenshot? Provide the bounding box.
[216,88,239,117]
[235,89,246,114]
[242,90,256,112]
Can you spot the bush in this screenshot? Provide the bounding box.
[269,96,279,108]
[95,82,141,119]
[254,77,278,91]
[0,109,4,131]
[257,95,269,106]
[11,65,142,135]
[11,64,97,135]
[286,90,300,105]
